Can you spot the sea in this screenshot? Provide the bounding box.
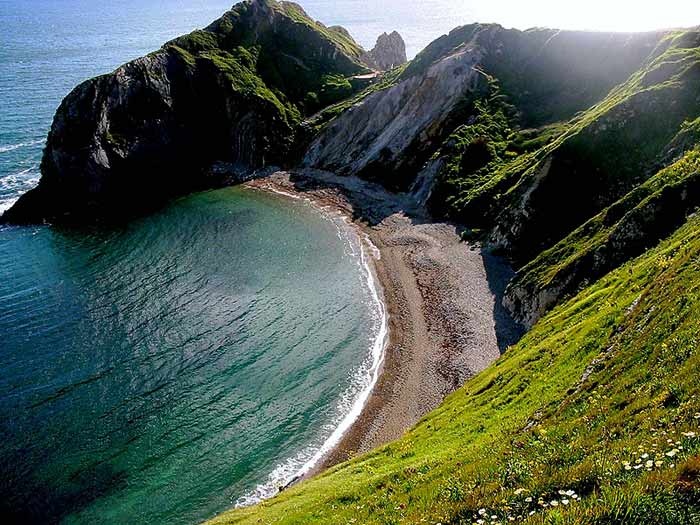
[0,1,474,523]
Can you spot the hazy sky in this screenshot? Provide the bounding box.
[295,0,700,57]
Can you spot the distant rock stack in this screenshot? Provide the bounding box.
[363,31,407,71]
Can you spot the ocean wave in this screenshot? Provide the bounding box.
[0,139,44,154]
[0,197,19,214]
[1,167,40,189]
[234,192,388,508]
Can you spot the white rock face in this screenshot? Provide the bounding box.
[304,43,485,179]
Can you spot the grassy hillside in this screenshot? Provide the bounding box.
[207,24,700,525]
[210,206,700,525]
[432,30,700,264]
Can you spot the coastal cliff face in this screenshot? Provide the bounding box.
[2,0,369,223]
[4,3,697,332]
[303,25,668,189]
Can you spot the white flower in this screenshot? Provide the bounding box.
[682,431,696,438]
[525,497,533,503]
[562,499,570,505]
[479,509,487,516]
[655,460,664,467]
[641,453,649,459]
[529,511,536,516]
[551,500,559,507]
[646,460,654,468]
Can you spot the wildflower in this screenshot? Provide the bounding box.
[565,490,575,497]
[666,449,679,457]
[646,460,654,468]
[476,520,485,525]
[624,465,632,471]
[655,461,664,467]
[479,509,487,516]
[562,499,570,505]
[525,497,533,503]
[550,500,559,507]
[694,413,700,419]
[682,431,696,438]
[491,516,497,520]
[641,453,649,459]
[529,511,536,516]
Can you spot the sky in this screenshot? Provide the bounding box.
[467,0,700,32]
[295,0,700,58]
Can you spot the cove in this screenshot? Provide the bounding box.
[0,186,383,524]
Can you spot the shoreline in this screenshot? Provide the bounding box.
[243,169,522,489]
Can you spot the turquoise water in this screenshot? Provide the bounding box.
[0,1,466,523]
[0,186,384,524]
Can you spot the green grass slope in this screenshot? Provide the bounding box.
[432,30,700,267]
[209,212,700,524]
[504,148,700,327]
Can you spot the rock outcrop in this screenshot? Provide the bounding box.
[304,31,487,189]
[2,0,368,224]
[362,31,407,71]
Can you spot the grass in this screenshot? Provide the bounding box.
[432,29,700,265]
[208,212,700,524]
[505,147,700,325]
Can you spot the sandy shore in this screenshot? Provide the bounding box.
[245,169,522,474]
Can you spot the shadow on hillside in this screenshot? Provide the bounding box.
[482,251,526,352]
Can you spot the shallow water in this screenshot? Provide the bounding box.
[0,186,384,523]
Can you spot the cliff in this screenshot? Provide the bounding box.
[2,0,370,224]
[303,25,667,189]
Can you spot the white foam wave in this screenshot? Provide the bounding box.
[1,167,39,188]
[0,139,44,154]
[235,186,388,508]
[0,197,19,214]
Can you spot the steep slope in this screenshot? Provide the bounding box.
[422,29,700,325]
[210,210,700,525]
[505,148,700,327]
[2,0,369,224]
[303,24,665,189]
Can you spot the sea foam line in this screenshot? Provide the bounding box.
[235,184,388,508]
[0,197,19,214]
[0,139,44,154]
